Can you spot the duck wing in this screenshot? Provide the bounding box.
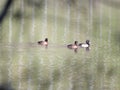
[79,43,84,46]
[38,41,43,44]
[67,44,73,49]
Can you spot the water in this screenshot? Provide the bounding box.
[8,5,13,84]
[108,4,112,50]
[53,0,58,43]
[99,0,103,44]
[64,2,71,42]
[19,0,24,43]
[0,0,120,90]
[76,1,80,41]
[18,51,23,90]
[31,1,35,42]
[0,42,119,90]
[8,6,12,43]
[88,0,93,39]
[42,0,48,39]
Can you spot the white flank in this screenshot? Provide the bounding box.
[73,45,78,49]
[81,44,89,48]
[44,42,47,45]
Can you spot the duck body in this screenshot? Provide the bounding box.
[38,38,48,46]
[67,44,78,49]
[79,40,90,48]
[67,41,78,49]
[79,43,89,48]
[38,41,48,45]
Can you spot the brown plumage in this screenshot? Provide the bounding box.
[38,38,48,46]
[67,41,78,49]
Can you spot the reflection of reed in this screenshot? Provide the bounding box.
[42,0,48,39]
[27,52,33,90]
[9,7,12,43]
[31,1,35,42]
[48,56,54,90]
[19,0,24,43]
[53,0,58,43]
[8,47,12,84]
[0,0,13,23]
[18,50,23,90]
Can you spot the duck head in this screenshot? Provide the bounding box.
[45,38,48,42]
[74,41,78,45]
[86,40,90,45]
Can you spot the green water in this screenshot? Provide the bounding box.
[0,42,120,90]
[0,0,120,90]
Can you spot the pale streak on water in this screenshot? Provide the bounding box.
[7,48,11,82]
[99,1,106,90]
[42,0,48,39]
[57,56,64,90]
[76,2,80,40]
[53,0,58,43]
[108,4,112,50]
[65,4,74,90]
[89,0,93,39]
[31,2,35,42]
[69,57,77,90]
[73,6,77,41]
[37,60,40,90]
[18,0,24,89]
[63,24,67,43]
[76,1,83,89]
[48,56,54,90]
[8,7,12,43]
[108,3,114,90]
[64,3,70,42]
[8,47,12,84]
[27,2,35,90]
[18,52,23,90]
[99,1,103,43]
[94,1,101,89]
[51,0,58,43]
[39,0,48,87]
[37,57,44,90]
[88,0,94,90]
[8,6,13,84]
[19,0,24,43]
[27,53,32,90]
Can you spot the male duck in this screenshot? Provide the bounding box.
[38,38,48,46]
[79,40,90,48]
[79,40,90,51]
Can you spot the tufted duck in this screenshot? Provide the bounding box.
[38,38,48,47]
[79,40,90,48]
[67,41,78,49]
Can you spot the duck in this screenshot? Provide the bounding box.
[79,40,90,48]
[38,38,48,46]
[67,41,78,49]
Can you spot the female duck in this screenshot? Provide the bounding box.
[67,41,78,49]
[38,38,48,46]
[79,40,90,48]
